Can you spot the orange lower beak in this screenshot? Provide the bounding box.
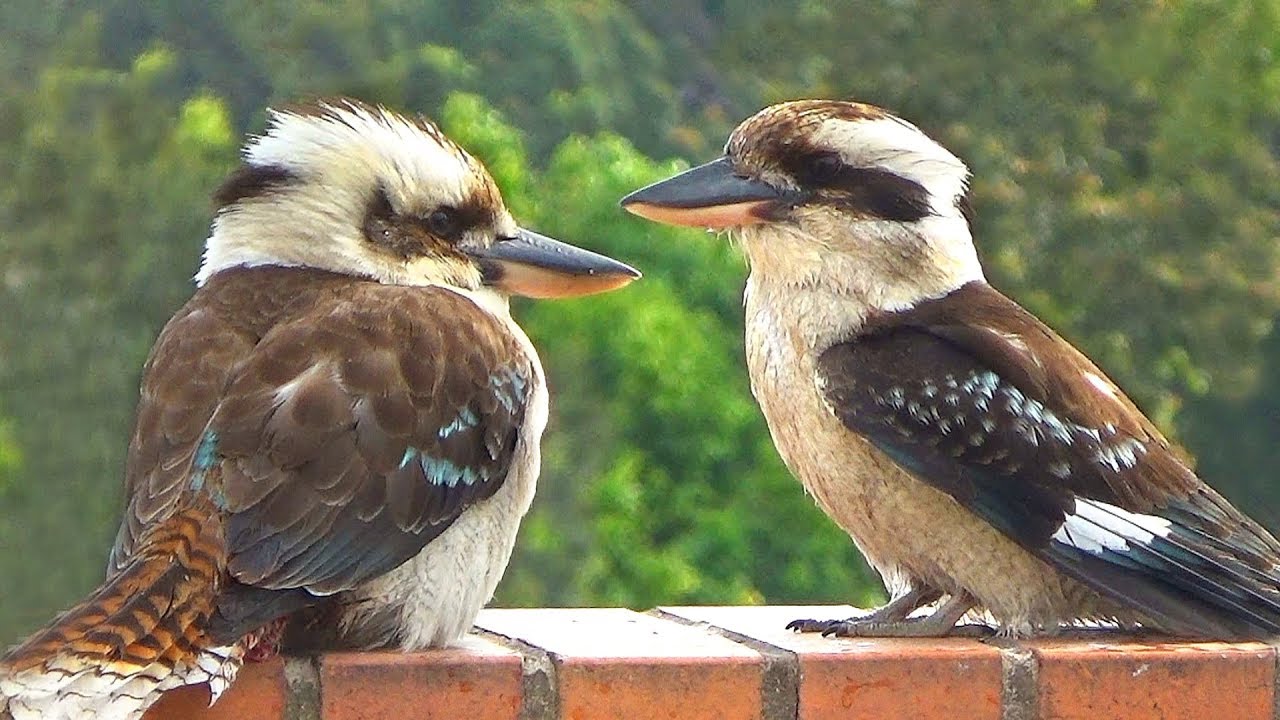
[620,156,789,229]
[621,199,775,230]
[470,229,640,299]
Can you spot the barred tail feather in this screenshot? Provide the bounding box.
[0,508,239,720]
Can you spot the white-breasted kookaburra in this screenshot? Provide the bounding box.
[0,98,638,720]
[621,99,1280,639]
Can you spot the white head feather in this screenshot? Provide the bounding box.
[808,114,970,222]
[730,100,984,312]
[196,99,512,289]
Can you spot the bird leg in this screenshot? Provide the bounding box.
[789,590,992,638]
[786,586,943,634]
[243,617,288,662]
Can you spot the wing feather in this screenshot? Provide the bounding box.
[113,268,534,642]
[819,281,1280,636]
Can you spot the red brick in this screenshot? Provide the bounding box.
[663,605,1002,720]
[477,607,763,720]
[145,656,287,720]
[1033,638,1275,720]
[142,607,1280,720]
[320,634,523,720]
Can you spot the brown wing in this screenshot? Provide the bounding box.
[860,282,1161,445]
[822,281,1280,637]
[111,268,533,641]
[110,303,259,572]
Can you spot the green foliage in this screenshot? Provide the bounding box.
[440,120,881,608]
[2,0,1280,647]
[0,420,19,497]
[719,0,1280,428]
[0,31,239,636]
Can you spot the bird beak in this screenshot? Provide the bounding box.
[619,156,788,229]
[469,228,641,299]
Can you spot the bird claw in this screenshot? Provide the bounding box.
[940,623,996,638]
[786,616,887,636]
[820,619,885,638]
[800,617,900,638]
[789,592,990,638]
[785,618,844,634]
[243,617,288,662]
[787,616,995,638]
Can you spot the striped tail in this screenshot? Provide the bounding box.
[0,507,240,720]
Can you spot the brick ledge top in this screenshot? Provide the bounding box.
[147,605,1279,720]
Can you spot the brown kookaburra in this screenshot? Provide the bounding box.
[0,98,637,720]
[622,99,1280,639]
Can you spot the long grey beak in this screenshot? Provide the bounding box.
[620,156,788,229]
[468,228,640,299]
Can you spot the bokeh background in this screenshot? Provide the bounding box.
[2,0,1280,646]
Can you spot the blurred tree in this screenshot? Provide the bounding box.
[716,0,1280,501]
[437,92,879,606]
[507,131,878,607]
[0,412,21,577]
[1185,323,1280,529]
[0,417,18,497]
[2,0,1279,648]
[0,35,238,636]
[24,0,725,160]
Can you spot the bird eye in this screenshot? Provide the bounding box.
[425,208,459,238]
[810,152,843,183]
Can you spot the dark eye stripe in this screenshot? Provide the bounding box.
[414,198,496,241]
[361,181,503,257]
[780,149,934,223]
[797,151,843,186]
[362,183,399,251]
[424,208,460,239]
[439,196,497,238]
[825,166,933,222]
[366,183,395,222]
[213,164,299,209]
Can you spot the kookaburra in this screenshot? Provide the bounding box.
[0,98,637,720]
[622,99,1280,639]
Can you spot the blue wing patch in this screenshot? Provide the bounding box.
[398,446,487,487]
[438,406,480,438]
[396,365,528,490]
[491,367,526,413]
[189,430,229,509]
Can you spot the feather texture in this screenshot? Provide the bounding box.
[818,281,1280,637]
[3,265,537,717]
[126,266,532,641]
[0,503,239,720]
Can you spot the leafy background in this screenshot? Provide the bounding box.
[2,0,1279,644]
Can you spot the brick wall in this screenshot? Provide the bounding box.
[146,606,1278,720]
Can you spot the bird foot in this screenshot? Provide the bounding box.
[786,586,945,635]
[243,617,288,662]
[788,592,989,638]
[787,615,993,638]
[785,618,851,634]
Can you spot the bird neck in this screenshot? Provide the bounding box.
[457,285,513,320]
[739,218,984,350]
[196,185,371,285]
